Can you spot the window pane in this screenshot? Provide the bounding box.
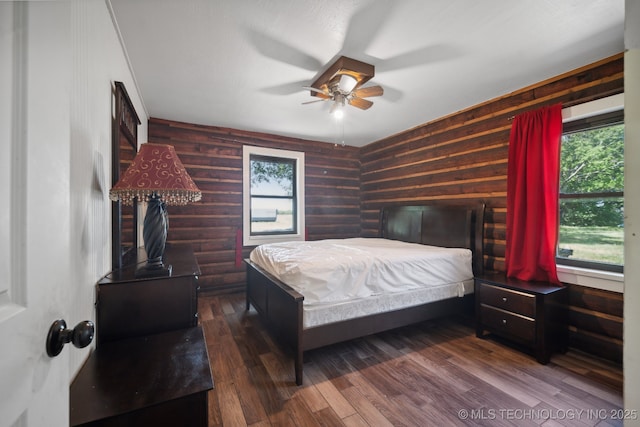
[558,113,624,271]
[250,197,294,234]
[243,145,305,246]
[560,124,624,194]
[558,197,624,266]
[250,157,294,196]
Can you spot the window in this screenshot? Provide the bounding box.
[243,146,305,246]
[557,109,624,273]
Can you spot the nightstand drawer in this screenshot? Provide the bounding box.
[480,305,536,343]
[477,283,536,317]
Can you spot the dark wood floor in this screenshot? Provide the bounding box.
[199,292,623,427]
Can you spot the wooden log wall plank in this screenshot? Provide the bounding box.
[568,284,623,362]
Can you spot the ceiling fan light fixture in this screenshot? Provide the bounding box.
[333,104,345,120]
[309,56,374,98]
[332,95,346,120]
[302,56,382,116]
[338,74,358,93]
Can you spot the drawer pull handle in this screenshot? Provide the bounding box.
[502,319,507,325]
[502,297,507,302]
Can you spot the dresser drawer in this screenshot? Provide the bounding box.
[477,283,536,317]
[480,305,536,343]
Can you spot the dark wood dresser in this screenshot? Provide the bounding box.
[95,243,201,344]
[475,271,568,364]
[70,244,213,426]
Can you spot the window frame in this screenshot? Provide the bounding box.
[557,109,624,273]
[242,145,305,246]
[555,93,624,291]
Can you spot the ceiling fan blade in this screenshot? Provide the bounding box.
[261,80,310,95]
[302,86,332,98]
[342,0,394,53]
[376,44,461,73]
[302,86,326,94]
[247,29,322,72]
[352,85,384,98]
[302,99,328,105]
[348,97,374,110]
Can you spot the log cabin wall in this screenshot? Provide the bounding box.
[359,53,624,362]
[148,119,361,293]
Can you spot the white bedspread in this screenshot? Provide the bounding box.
[249,238,473,307]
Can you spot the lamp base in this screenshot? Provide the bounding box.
[137,194,171,279]
[135,262,173,278]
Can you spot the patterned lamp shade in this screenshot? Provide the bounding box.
[109,143,201,205]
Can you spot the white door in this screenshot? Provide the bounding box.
[0,3,72,426]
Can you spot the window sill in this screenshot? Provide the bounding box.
[557,265,623,293]
[243,233,304,247]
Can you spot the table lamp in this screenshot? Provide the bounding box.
[109,143,201,277]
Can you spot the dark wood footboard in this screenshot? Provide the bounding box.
[245,259,305,383]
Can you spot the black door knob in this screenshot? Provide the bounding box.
[46,319,94,357]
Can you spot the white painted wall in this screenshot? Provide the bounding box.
[67,0,147,377]
[624,0,640,423]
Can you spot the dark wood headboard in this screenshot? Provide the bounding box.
[380,204,485,275]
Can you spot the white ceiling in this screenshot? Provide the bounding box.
[109,0,624,147]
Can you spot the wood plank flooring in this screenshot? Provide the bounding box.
[198,292,623,427]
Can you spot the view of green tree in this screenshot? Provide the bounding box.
[250,157,294,195]
[560,124,624,227]
[561,124,623,192]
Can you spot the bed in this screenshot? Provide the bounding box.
[245,204,485,385]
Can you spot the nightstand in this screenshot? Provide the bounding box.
[475,271,568,364]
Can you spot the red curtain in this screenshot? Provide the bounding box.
[505,103,562,284]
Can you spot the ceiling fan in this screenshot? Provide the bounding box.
[302,56,384,118]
